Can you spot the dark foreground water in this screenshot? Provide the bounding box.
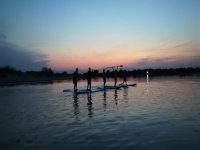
[0,76,200,150]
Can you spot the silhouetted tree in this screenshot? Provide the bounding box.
[40,67,53,76]
[92,69,99,77]
[0,66,22,77]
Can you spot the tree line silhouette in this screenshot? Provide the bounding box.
[0,65,200,86]
[0,66,200,78]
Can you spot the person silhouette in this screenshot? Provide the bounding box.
[73,68,78,91]
[87,67,92,91]
[103,69,106,87]
[114,69,117,87]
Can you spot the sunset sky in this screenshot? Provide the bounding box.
[0,0,199,71]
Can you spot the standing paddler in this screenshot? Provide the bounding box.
[73,68,78,91]
[87,67,92,91]
[103,69,106,87]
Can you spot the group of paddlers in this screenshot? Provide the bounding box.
[73,67,127,91]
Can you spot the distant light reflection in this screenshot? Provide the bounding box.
[146,70,149,96]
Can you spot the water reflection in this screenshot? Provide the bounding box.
[73,93,79,120]
[2,77,200,149]
[103,90,107,112]
[114,89,118,108]
[146,72,149,95]
[71,88,121,118]
[147,71,149,84]
[123,88,128,103]
[87,92,93,117]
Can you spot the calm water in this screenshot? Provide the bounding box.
[0,76,200,150]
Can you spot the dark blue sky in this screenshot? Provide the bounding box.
[0,0,199,71]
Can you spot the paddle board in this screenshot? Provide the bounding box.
[75,89,104,94]
[97,83,136,90]
[63,88,104,94]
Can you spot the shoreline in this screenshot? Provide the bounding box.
[0,76,71,87]
[1,67,200,87]
[1,74,200,87]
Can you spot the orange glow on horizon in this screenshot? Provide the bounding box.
[48,51,139,70]
[48,40,195,70]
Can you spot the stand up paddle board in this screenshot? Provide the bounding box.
[63,88,104,94]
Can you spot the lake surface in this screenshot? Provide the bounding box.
[0,76,200,150]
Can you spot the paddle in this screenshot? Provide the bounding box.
[104,65,123,70]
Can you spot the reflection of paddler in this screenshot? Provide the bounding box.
[73,68,78,91]
[87,92,93,117]
[73,93,79,118]
[103,90,107,112]
[114,89,118,106]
